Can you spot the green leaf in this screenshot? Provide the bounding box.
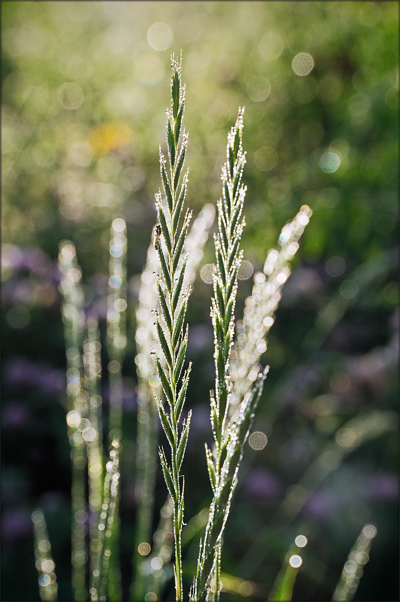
[228,145,234,179]
[157,401,174,447]
[167,120,175,168]
[175,364,191,421]
[157,244,172,293]
[173,297,187,349]
[226,264,239,300]
[175,104,184,146]
[216,347,225,383]
[216,246,227,287]
[174,144,186,191]
[230,200,243,239]
[172,71,180,119]
[156,357,174,407]
[233,128,240,161]
[220,218,229,255]
[233,168,241,200]
[171,256,188,313]
[159,447,176,501]
[210,395,220,441]
[215,278,225,315]
[172,177,187,234]
[205,443,217,493]
[214,312,224,346]
[177,410,192,471]
[219,435,230,469]
[224,299,234,332]
[172,214,190,274]
[158,281,172,332]
[227,238,240,273]
[161,162,174,213]
[156,320,173,368]
[173,326,188,384]
[224,181,231,216]
[158,204,172,254]
[178,479,185,527]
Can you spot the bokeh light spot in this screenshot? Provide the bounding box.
[150,556,163,570]
[289,554,302,568]
[59,53,85,79]
[112,218,126,232]
[138,542,151,556]
[295,535,308,548]
[249,431,268,450]
[247,76,271,102]
[147,23,173,51]
[149,375,161,388]
[238,260,254,280]
[200,263,215,284]
[325,256,346,277]
[258,32,284,61]
[319,152,340,173]
[254,146,278,172]
[292,53,314,76]
[58,83,84,110]
[339,280,359,299]
[39,574,51,587]
[363,524,377,539]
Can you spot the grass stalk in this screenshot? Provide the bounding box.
[332,524,377,601]
[190,108,248,601]
[58,241,88,601]
[152,52,192,602]
[191,368,269,601]
[131,202,215,600]
[32,509,58,601]
[104,217,127,601]
[230,205,312,415]
[268,535,308,601]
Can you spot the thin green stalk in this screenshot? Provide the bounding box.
[191,368,269,601]
[238,411,394,578]
[91,439,121,600]
[230,205,312,416]
[152,53,192,602]
[332,524,377,601]
[268,535,308,601]
[84,317,104,602]
[59,241,88,602]
[104,217,127,601]
[190,109,247,601]
[107,217,128,440]
[132,202,215,600]
[209,107,246,477]
[32,509,58,601]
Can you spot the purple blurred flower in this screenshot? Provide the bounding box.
[4,357,65,394]
[367,473,398,501]
[2,509,32,543]
[2,244,53,276]
[304,491,334,519]
[244,468,283,499]
[2,402,31,428]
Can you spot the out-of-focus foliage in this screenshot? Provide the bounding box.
[1,2,398,601]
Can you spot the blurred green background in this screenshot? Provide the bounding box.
[1,2,398,601]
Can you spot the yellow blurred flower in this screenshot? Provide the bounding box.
[88,122,131,155]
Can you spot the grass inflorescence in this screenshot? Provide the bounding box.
[29,50,385,602]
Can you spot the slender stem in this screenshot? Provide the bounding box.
[32,509,58,601]
[59,241,88,602]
